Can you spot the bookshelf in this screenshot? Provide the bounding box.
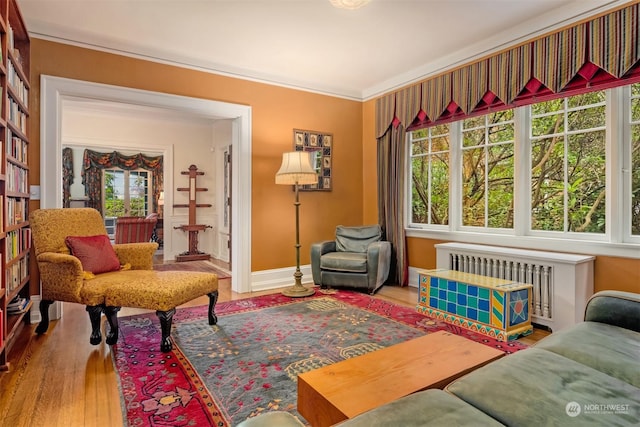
[0,0,30,370]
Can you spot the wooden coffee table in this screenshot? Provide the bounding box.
[297,330,504,427]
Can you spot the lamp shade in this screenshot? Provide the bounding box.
[275,151,318,185]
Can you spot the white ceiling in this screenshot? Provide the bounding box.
[19,0,629,100]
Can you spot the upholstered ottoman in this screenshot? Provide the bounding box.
[92,270,219,352]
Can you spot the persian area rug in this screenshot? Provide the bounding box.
[154,260,231,279]
[112,289,527,427]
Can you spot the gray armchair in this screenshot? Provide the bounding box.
[311,225,391,294]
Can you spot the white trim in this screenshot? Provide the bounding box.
[250,265,314,293]
[40,75,252,293]
[406,227,640,259]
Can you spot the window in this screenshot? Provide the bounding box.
[103,168,151,217]
[530,92,606,233]
[410,124,450,226]
[461,111,514,229]
[408,82,640,255]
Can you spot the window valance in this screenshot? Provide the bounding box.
[81,149,163,214]
[376,3,640,137]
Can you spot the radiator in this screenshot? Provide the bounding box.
[435,242,595,332]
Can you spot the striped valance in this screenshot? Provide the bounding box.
[376,3,640,137]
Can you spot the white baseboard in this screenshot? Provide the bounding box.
[407,266,422,289]
[250,264,314,292]
[249,265,421,292]
[29,296,63,324]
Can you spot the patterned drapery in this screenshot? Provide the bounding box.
[376,2,640,135]
[81,149,163,214]
[373,3,639,286]
[377,125,408,286]
[62,147,73,208]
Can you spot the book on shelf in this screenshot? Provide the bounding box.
[7,296,29,314]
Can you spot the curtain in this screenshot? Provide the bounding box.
[376,2,640,134]
[377,124,408,286]
[373,3,639,286]
[62,147,73,208]
[81,149,163,214]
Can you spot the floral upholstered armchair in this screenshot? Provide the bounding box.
[30,208,219,352]
[310,225,391,294]
[30,208,159,345]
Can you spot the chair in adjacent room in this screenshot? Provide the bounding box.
[310,225,391,294]
[114,213,158,244]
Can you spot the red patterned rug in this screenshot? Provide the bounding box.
[112,289,527,426]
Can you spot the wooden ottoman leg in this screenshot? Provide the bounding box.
[208,291,219,325]
[156,308,176,352]
[104,306,121,345]
[86,305,103,345]
[35,299,54,335]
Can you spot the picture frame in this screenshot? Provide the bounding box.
[294,128,332,191]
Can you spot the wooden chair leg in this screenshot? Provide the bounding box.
[35,300,54,335]
[156,308,176,352]
[104,306,121,345]
[207,291,219,325]
[86,305,103,345]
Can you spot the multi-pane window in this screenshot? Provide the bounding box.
[631,84,640,236]
[530,91,606,233]
[408,82,639,250]
[461,111,514,228]
[410,124,450,225]
[103,168,151,217]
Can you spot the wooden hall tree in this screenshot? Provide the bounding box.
[173,165,212,262]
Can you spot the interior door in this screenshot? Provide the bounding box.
[225,146,232,270]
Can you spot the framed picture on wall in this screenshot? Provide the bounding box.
[294,128,332,191]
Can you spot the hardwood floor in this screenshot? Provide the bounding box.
[0,279,546,426]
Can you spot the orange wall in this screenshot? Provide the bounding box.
[29,39,364,272]
[29,39,639,292]
[362,98,377,224]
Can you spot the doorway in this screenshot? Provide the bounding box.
[40,75,252,293]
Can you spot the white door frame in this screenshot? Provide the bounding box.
[40,75,252,293]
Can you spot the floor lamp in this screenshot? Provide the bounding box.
[275,151,318,298]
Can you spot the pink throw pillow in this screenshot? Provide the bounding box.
[65,235,121,274]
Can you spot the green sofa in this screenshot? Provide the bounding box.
[338,290,640,426]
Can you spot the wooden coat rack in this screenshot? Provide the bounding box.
[173,164,212,262]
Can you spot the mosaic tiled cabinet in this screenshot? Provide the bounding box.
[417,269,533,341]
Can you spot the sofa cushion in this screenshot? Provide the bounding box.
[65,235,121,274]
[335,225,381,253]
[321,252,368,273]
[446,348,640,426]
[236,411,305,427]
[338,389,505,427]
[534,321,640,387]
